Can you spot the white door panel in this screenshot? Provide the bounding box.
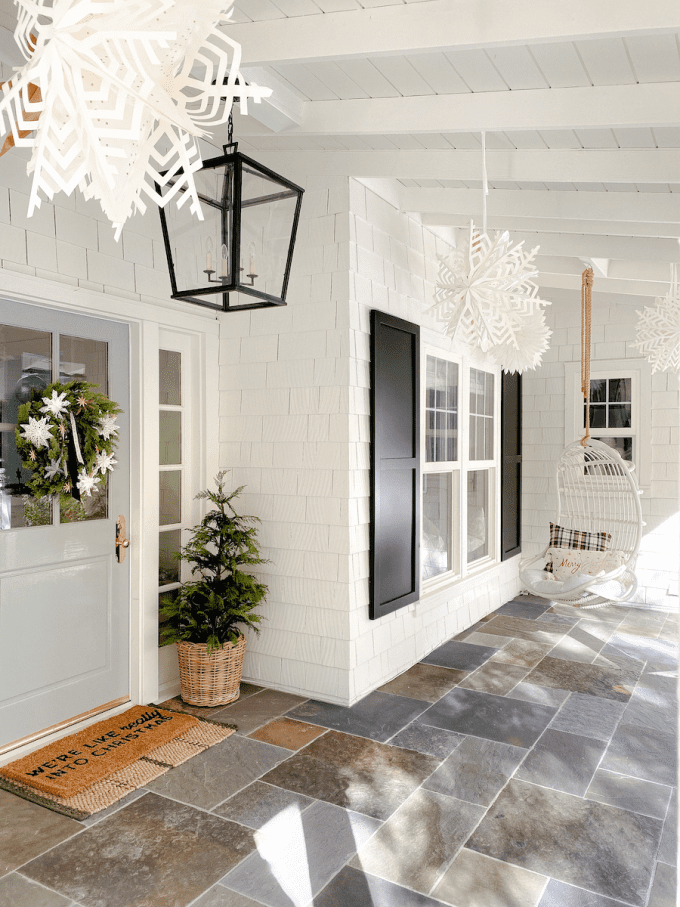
[0,299,130,750]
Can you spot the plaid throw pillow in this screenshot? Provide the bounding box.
[545,522,611,573]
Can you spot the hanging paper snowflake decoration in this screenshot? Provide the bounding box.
[428,222,551,363]
[40,389,70,418]
[632,265,680,373]
[20,414,53,449]
[97,413,119,440]
[489,308,553,374]
[94,449,117,475]
[77,469,101,498]
[0,0,271,237]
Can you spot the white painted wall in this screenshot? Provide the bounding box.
[522,294,679,609]
[220,174,520,706]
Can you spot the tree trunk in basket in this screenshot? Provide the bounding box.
[176,635,247,707]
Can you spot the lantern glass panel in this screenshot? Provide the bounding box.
[163,163,236,298]
[240,163,299,301]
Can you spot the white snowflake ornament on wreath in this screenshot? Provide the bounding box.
[40,389,70,418]
[77,470,101,498]
[44,456,64,481]
[0,0,271,237]
[94,450,117,475]
[97,414,119,441]
[428,221,551,355]
[632,265,680,373]
[20,414,53,449]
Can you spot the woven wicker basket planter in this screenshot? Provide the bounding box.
[176,635,247,707]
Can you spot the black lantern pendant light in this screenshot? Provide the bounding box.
[158,117,304,312]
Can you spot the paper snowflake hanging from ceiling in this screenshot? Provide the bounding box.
[427,221,551,372]
[0,0,270,237]
[632,264,680,373]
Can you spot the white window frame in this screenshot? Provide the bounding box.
[421,348,501,592]
[565,358,651,490]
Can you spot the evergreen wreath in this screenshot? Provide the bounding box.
[15,379,122,502]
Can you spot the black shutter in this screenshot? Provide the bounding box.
[501,370,522,560]
[370,309,420,619]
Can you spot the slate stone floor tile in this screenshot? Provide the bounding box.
[594,647,646,673]
[212,780,314,829]
[421,640,500,671]
[419,687,556,748]
[473,615,567,645]
[312,866,448,907]
[647,861,677,907]
[145,735,291,810]
[496,600,552,620]
[423,736,526,806]
[467,779,662,906]
[504,682,570,708]
[287,691,431,742]
[548,692,626,741]
[524,656,638,701]
[260,730,440,821]
[515,728,606,797]
[192,886,265,907]
[599,722,678,787]
[349,788,484,894]
[537,878,635,907]
[584,770,673,820]
[461,631,511,649]
[542,637,598,665]
[0,790,81,876]
[79,787,147,828]
[211,690,309,735]
[538,611,581,629]
[247,717,328,750]
[607,633,678,671]
[22,793,256,907]
[432,847,547,907]
[457,661,529,695]
[490,639,553,669]
[221,800,380,907]
[0,873,72,907]
[620,695,678,735]
[572,621,618,645]
[657,788,678,866]
[377,663,467,702]
[387,721,465,759]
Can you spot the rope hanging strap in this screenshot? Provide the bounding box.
[581,267,594,446]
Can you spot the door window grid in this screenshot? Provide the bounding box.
[423,354,497,585]
[158,350,183,628]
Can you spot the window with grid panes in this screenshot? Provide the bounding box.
[158,349,183,642]
[467,368,494,564]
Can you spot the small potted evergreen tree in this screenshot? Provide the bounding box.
[160,472,268,706]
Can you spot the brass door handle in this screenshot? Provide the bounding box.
[116,515,129,563]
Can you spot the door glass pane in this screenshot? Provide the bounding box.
[609,378,630,403]
[0,325,52,530]
[159,350,181,405]
[59,335,110,524]
[608,404,631,428]
[160,470,181,525]
[588,405,606,428]
[60,335,108,394]
[159,411,182,465]
[423,473,451,580]
[159,529,181,586]
[590,379,607,403]
[467,470,489,563]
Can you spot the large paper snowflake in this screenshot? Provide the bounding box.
[428,222,550,356]
[19,414,53,448]
[97,413,119,440]
[94,449,117,474]
[489,308,552,374]
[632,265,680,373]
[77,469,100,498]
[0,0,270,236]
[40,389,70,418]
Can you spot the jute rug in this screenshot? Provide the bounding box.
[0,705,235,820]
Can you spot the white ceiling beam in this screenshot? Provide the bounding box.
[229,0,680,66]
[247,149,680,185]
[239,68,304,133]
[496,231,680,263]
[402,187,680,223]
[233,84,680,137]
[421,214,680,239]
[538,271,668,298]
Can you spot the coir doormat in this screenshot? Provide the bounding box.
[0,705,235,820]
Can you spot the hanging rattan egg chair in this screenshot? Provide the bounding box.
[519,268,644,609]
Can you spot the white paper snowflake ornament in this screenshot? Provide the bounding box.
[77,469,100,498]
[19,414,53,449]
[40,389,70,418]
[97,413,119,440]
[44,456,64,480]
[94,449,117,475]
[0,0,271,236]
[428,221,550,353]
[632,265,680,373]
[489,309,553,374]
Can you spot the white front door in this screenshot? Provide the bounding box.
[0,300,130,751]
